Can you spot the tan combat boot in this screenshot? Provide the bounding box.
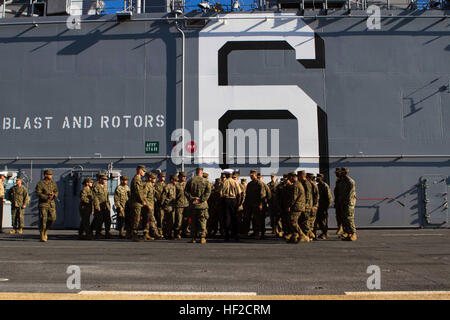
[18,228,23,234]
[336,226,343,235]
[143,233,154,241]
[318,233,328,240]
[191,238,196,243]
[299,234,309,242]
[119,231,126,239]
[40,231,47,242]
[349,233,357,241]
[10,229,16,234]
[340,232,348,239]
[284,233,292,241]
[200,237,206,244]
[44,230,48,241]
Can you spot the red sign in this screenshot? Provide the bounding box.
[186,141,197,153]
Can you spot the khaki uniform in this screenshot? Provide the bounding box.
[79,185,94,236]
[143,181,159,237]
[175,181,189,237]
[154,181,166,235]
[130,174,147,236]
[243,179,266,236]
[286,181,306,238]
[35,179,58,232]
[339,176,357,235]
[315,181,333,235]
[114,184,130,235]
[185,176,211,239]
[220,178,242,240]
[8,184,29,230]
[162,183,177,238]
[93,182,111,234]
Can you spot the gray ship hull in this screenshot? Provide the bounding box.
[0,9,448,229]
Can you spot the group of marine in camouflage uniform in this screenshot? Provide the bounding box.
[3,165,357,243]
[78,165,357,243]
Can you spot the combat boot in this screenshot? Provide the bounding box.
[18,228,23,234]
[349,233,357,241]
[143,233,154,241]
[336,226,343,235]
[44,230,48,241]
[191,238,196,243]
[200,237,207,244]
[299,234,309,242]
[105,232,112,239]
[318,233,328,240]
[119,231,126,239]
[132,234,143,242]
[308,231,316,240]
[9,229,16,234]
[85,233,93,240]
[40,232,46,242]
[339,232,348,239]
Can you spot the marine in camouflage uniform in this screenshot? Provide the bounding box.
[298,170,313,240]
[142,172,159,240]
[162,174,177,239]
[8,177,29,234]
[207,178,222,237]
[93,173,111,239]
[277,174,290,237]
[258,173,271,239]
[267,174,281,236]
[338,168,357,241]
[286,172,309,243]
[35,169,59,242]
[184,167,211,243]
[237,178,247,235]
[244,170,266,239]
[114,175,130,238]
[334,168,344,235]
[175,172,189,238]
[130,165,148,242]
[0,173,6,234]
[314,173,333,239]
[154,172,167,237]
[79,177,94,239]
[307,173,320,240]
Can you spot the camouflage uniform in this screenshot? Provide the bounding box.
[207,179,222,237]
[143,175,159,238]
[237,179,246,235]
[339,173,357,236]
[308,177,320,235]
[154,178,167,236]
[277,177,290,235]
[334,171,344,232]
[79,180,94,237]
[315,177,333,236]
[8,182,29,231]
[286,176,307,241]
[175,176,189,237]
[299,178,313,236]
[162,180,177,238]
[93,178,111,236]
[268,179,281,235]
[130,172,147,237]
[114,179,130,237]
[35,175,59,234]
[244,176,266,237]
[185,173,211,240]
[260,179,271,238]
